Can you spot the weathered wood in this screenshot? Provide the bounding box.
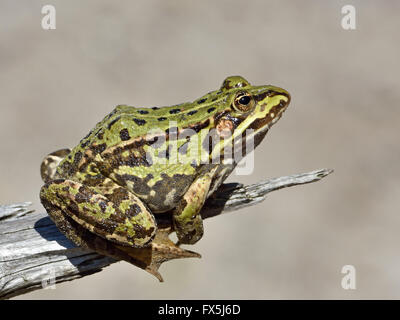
[0,168,332,299]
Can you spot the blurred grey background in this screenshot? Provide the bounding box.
[1,0,399,299]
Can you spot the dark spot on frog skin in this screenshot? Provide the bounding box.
[82,129,93,140]
[105,211,127,226]
[73,151,83,167]
[133,118,146,126]
[91,143,107,155]
[80,140,90,149]
[211,97,218,102]
[99,201,107,212]
[57,161,73,176]
[97,130,104,140]
[101,137,153,166]
[152,106,159,110]
[100,143,152,173]
[129,224,155,243]
[187,110,198,116]
[123,152,152,167]
[109,138,148,155]
[104,187,130,205]
[119,128,131,141]
[169,108,181,114]
[114,173,154,197]
[67,201,79,215]
[207,107,216,113]
[125,203,142,218]
[157,117,167,121]
[74,186,93,203]
[73,207,125,235]
[137,110,149,114]
[197,98,207,104]
[146,136,159,146]
[82,173,107,187]
[107,116,121,129]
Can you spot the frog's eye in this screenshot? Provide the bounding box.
[233,92,255,112]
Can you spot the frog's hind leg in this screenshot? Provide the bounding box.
[40,193,168,281]
[40,179,157,248]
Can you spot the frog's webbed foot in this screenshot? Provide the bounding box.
[40,179,157,248]
[40,148,71,183]
[116,224,201,281]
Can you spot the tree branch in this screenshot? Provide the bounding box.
[0,168,332,299]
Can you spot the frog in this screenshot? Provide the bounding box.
[40,76,290,251]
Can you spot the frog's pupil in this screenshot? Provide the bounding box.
[239,95,250,105]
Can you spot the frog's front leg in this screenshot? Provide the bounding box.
[40,179,157,247]
[173,168,218,245]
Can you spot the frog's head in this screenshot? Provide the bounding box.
[209,76,290,160]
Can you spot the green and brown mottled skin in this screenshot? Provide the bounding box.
[40,76,290,250]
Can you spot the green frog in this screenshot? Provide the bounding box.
[40,76,290,250]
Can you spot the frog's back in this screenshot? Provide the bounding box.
[55,102,217,207]
[77,101,216,147]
